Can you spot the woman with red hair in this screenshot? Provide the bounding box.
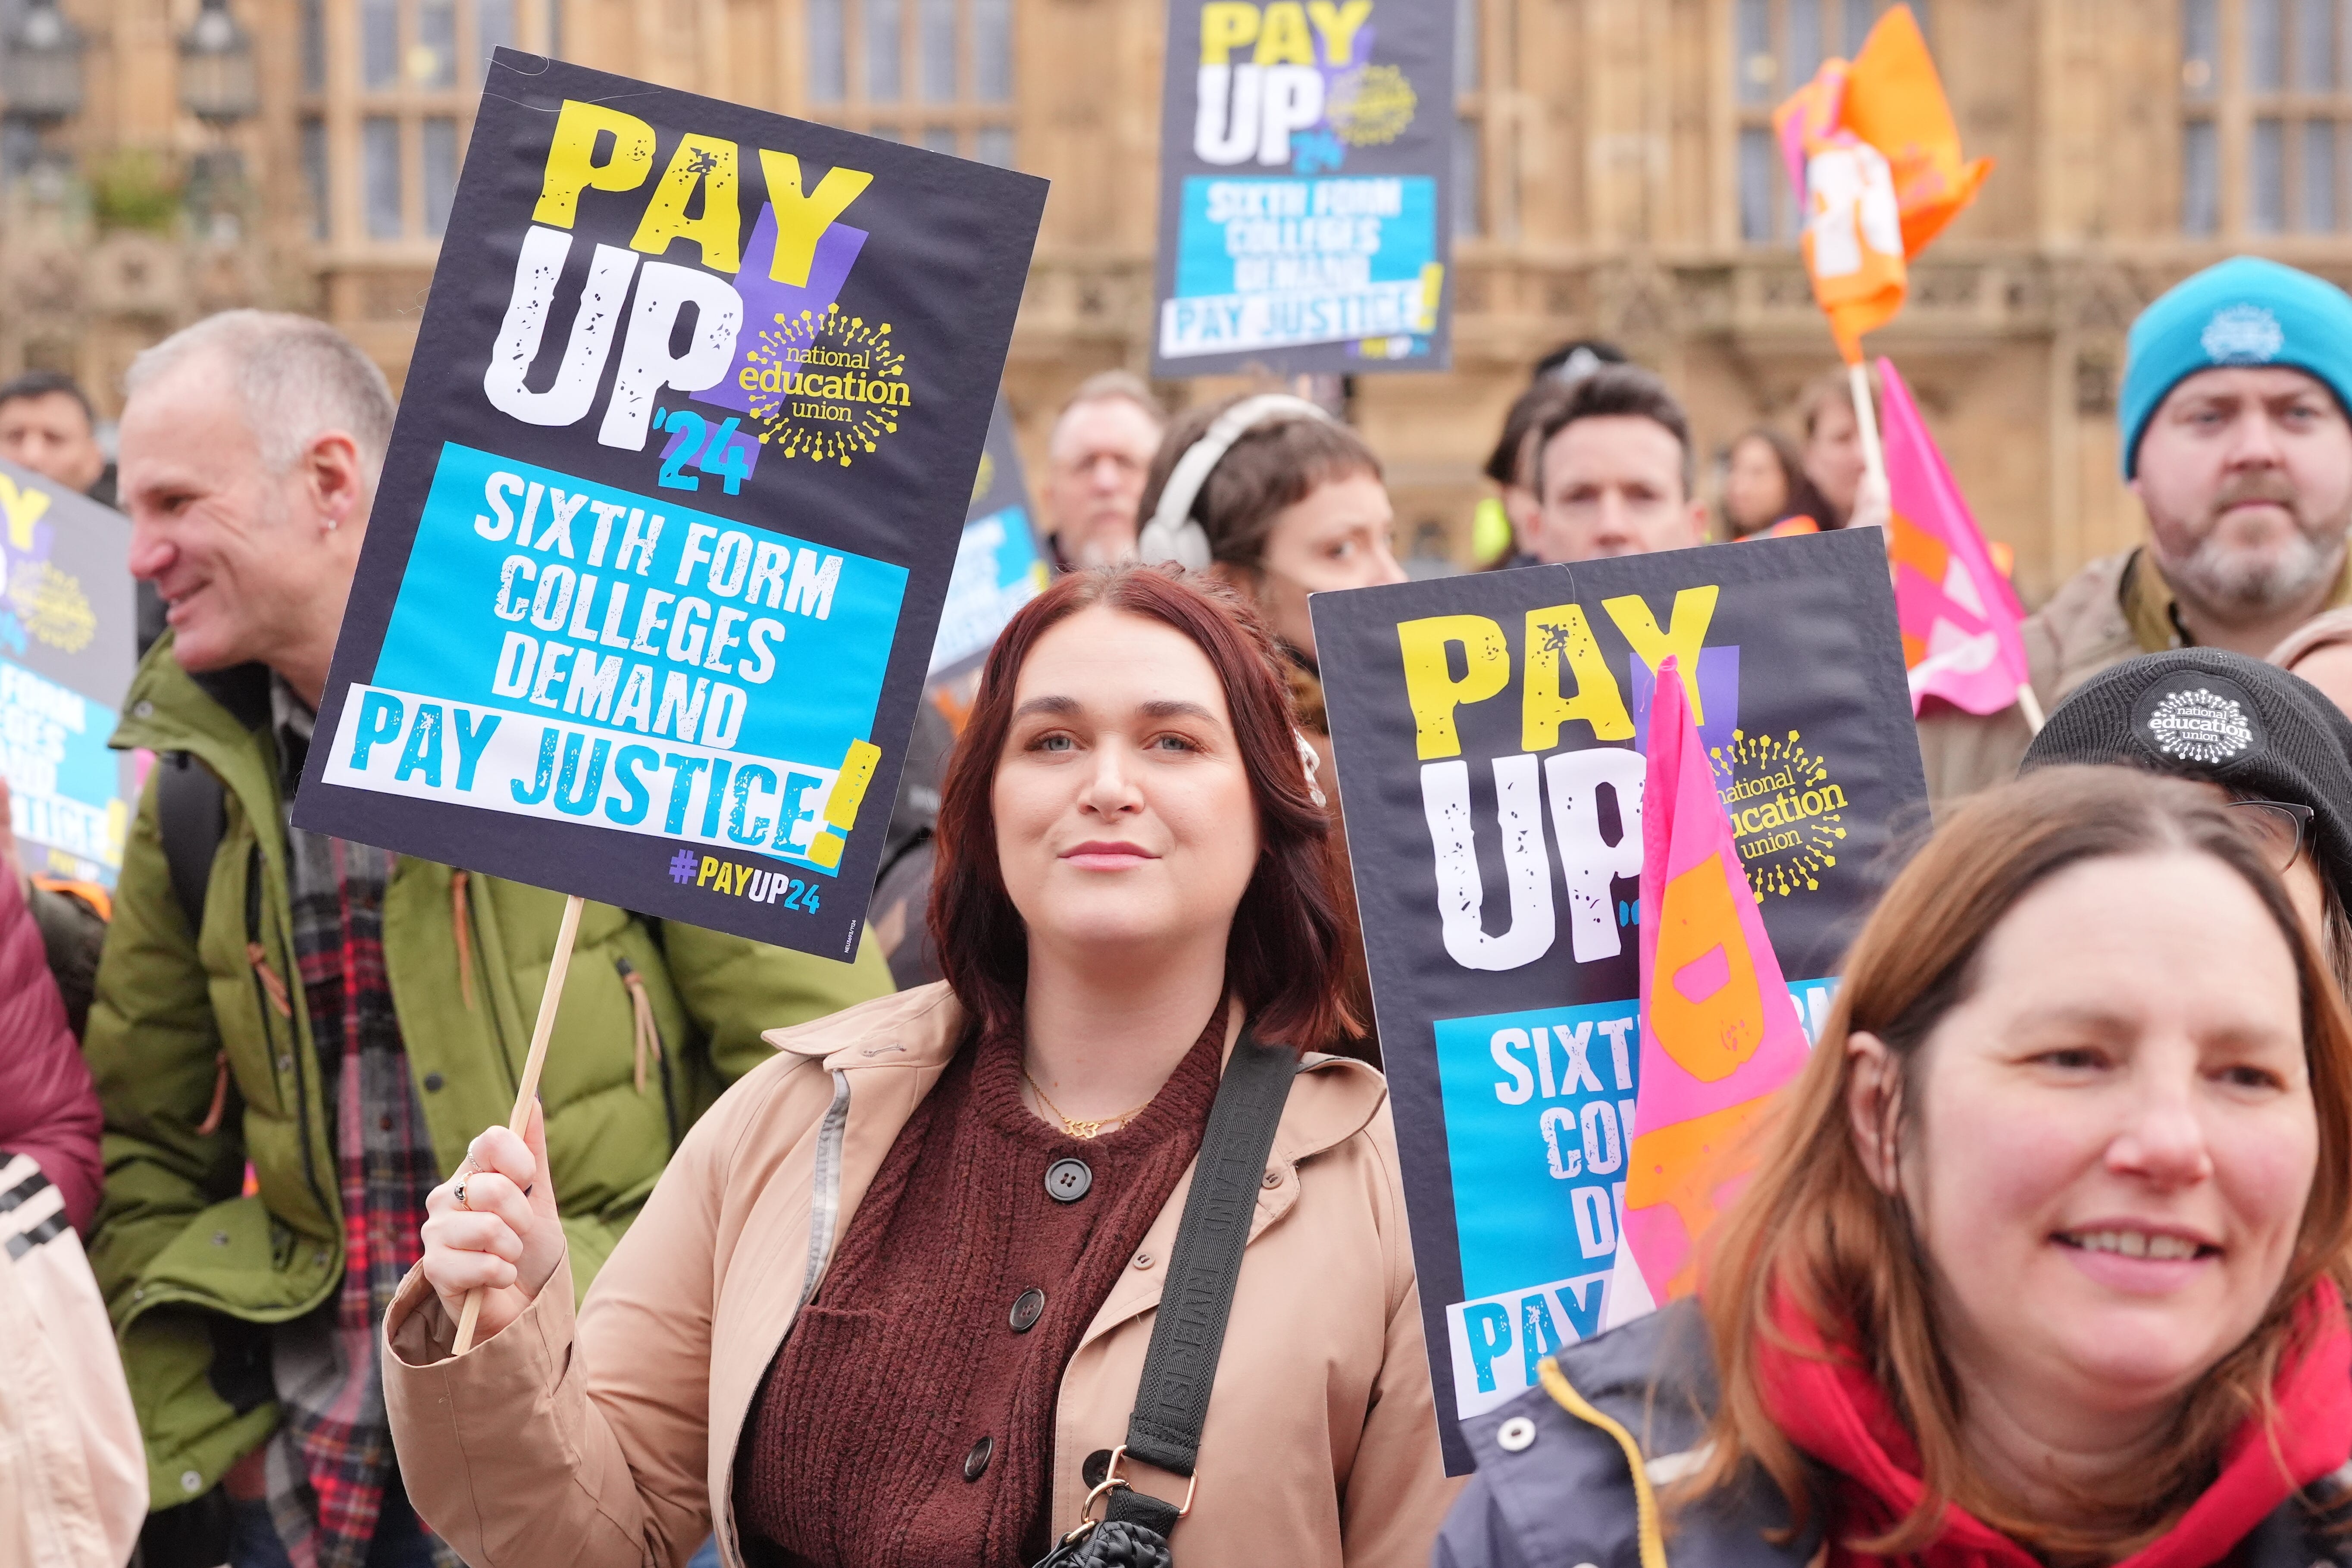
[385,565,1457,1566]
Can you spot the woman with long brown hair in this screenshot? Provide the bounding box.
[1719,426,1834,540]
[383,564,1456,1568]
[1439,764,2352,1568]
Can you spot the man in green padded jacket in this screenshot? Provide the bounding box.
[87,310,893,1568]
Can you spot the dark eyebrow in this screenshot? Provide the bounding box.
[1009,695,1224,726]
[2014,1005,2137,1036]
[2013,1004,2293,1050]
[1138,699,1223,724]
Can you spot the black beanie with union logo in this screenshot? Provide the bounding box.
[2021,647,2352,915]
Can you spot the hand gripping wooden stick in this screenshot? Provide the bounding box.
[453,892,585,1354]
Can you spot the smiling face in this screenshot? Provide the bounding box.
[1247,470,1404,660]
[991,606,1263,967]
[118,351,368,682]
[2134,366,2352,620]
[1874,849,2316,1421]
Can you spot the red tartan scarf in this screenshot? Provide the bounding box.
[266,830,450,1568]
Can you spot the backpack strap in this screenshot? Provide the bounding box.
[154,751,226,935]
[1101,1034,1298,1539]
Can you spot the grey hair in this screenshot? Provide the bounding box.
[1053,369,1165,435]
[125,310,395,477]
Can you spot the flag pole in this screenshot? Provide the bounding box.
[1849,359,1889,508]
[2016,681,2046,735]
[453,891,586,1355]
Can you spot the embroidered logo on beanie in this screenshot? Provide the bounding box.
[2133,671,2263,767]
[2200,303,2285,365]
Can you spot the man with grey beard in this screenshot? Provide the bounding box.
[1918,257,2352,805]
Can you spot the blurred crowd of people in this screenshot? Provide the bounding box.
[6,248,2352,1568]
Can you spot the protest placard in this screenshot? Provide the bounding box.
[929,394,1045,685]
[0,457,137,889]
[1311,529,1927,1471]
[293,52,1047,962]
[1151,0,1455,376]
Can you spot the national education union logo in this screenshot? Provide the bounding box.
[2200,304,2284,365]
[1326,65,1418,147]
[2142,687,2254,765]
[1711,729,1847,900]
[736,303,912,468]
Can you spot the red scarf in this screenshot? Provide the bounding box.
[1754,1282,2352,1568]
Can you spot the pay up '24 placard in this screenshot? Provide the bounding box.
[1151,0,1455,375]
[1313,530,1927,1472]
[0,457,137,888]
[295,53,1045,959]
[929,393,1046,687]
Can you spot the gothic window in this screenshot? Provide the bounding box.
[302,0,545,249]
[2183,0,2351,235]
[802,0,1016,166]
[1732,0,1931,245]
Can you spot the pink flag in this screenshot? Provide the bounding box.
[1880,357,2031,717]
[1612,660,1811,1315]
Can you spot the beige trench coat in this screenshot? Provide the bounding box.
[382,983,1460,1568]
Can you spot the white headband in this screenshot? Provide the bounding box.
[1137,394,1335,571]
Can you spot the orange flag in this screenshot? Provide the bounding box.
[1774,64,1905,364]
[1840,6,1993,258]
[1773,5,1990,363]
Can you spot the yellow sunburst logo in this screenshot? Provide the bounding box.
[8,559,94,654]
[740,304,911,469]
[1710,729,1847,900]
[1326,65,1417,147]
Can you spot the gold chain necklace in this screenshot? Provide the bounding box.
[1023,1068,1153,1140]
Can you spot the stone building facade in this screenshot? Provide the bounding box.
[5,0,2350,598]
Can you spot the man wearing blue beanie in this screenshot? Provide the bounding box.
[1918,256,2352,804]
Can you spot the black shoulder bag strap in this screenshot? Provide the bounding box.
[155,751,227,935]
[1039,1033,1298,1563]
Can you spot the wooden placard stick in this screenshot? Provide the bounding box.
[453,891,585,1354]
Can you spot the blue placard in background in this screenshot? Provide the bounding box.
[0,457,138,889]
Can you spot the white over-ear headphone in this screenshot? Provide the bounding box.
[1294,729,1327,808]
[1136,394,1334,571]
